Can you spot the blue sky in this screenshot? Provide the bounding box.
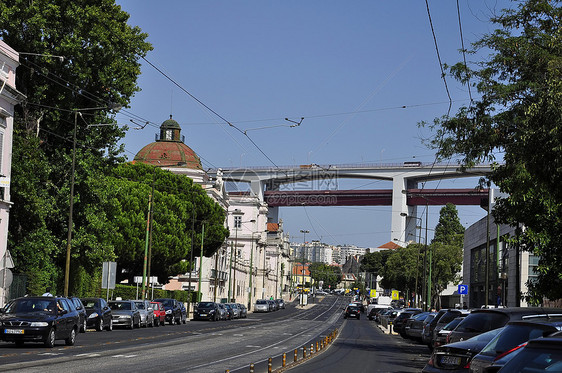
[115,0,511,247]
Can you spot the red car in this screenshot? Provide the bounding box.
[150,301,166,327]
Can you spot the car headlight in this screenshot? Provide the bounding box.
[166,309,172,314]
[120,315,131,319]
[209,310,215,313]
[88,312,99,319]
[30,322,49,327]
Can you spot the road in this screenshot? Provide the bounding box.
[0,296,430,372]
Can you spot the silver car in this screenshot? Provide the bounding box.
[133,300,154,327]
[254,299,269,312]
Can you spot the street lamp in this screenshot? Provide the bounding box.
[248,231,261,311]
[64,104,120,297]
[299,229,309,306]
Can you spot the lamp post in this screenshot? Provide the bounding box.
[64,104,120,297]
[197,221,205,302]
[299,229,309,305]
[248,231,260,310]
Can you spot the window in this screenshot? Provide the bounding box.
[234,216,242,229]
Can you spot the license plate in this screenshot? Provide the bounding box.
[200,314,207,317]
[440,355,461,366]
[5,329,24,334]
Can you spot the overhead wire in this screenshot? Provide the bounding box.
[141,56,279,168]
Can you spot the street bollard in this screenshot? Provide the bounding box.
[268,357,272,373]
[303,346,307,359]
[310,344,313,355]
[294,349,298,362]
[225,371,229,373]
[249,363,254,373]
[316,341,319,352]
[283,353,286,367]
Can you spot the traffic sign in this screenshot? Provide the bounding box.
[391,290,399,300]
[458,284,468,295]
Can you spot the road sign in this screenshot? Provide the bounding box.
[391,290,399,300]
[458,284,468,295]
[370,289,377,298]
[102,261,117,289]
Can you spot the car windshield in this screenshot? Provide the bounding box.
[439,311,464,324]
[257,300,267,304]
[479,324,555,356]
[109,302,131,310]
[198,302,214,308]
[155,299,173,307]
[455,312,509,333]
[82,299,99,309]
[5,299,57,314]
[134,302,145,310]
[443,318,464,331]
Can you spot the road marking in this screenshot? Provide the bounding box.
[246,345,261,348]
[75,353,101,357]
[112,354,138,358]
[233,334,244,337]
[39,352,63,356]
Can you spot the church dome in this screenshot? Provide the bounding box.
[133,115,203,170]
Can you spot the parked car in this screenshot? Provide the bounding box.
[469,319,562,373]
[431,309,470,347]
[217,303,228,320]
[223,303,235,319]
[433,317,466,349]
[276,299,285,309]
[179,302,187,324]
[0,296,80,347]
[226,303,241,319]
[81,297,113,331]
[133,300,154,327]
[447,307,562,344]
[194,302,220,321]
[68,296,87,333]
[267,299,278,311]
[421,313,440,346]
[490,333,562,372]
[405,312,433,341]
[254,299,269,313]
[422,327,504,372]
[394,308,422,336]
[368,305,392,321]
[424,309,449,348]
[150,301,166,326]
[109,300,141,329]
[344,304,361,319]
[153,298,182,325]
[237,303,248,318]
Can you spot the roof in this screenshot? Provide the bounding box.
[378,241,401,250]
[267,223,279,232]
[133,141,203,170]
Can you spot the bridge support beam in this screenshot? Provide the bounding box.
[391,177,418,246]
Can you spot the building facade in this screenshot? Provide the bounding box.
[0,40,25,307]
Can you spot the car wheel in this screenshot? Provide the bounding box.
[80,318,87,333]
[44,328,56,348]
[182,316,187,324]
[97,318,104,332]
[107,319,113,331]
[128,318,134,329]
[65,328,76,346]
[155,318,159,327]
[135,317,141,328]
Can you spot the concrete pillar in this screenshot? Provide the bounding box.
[391,176,418,246]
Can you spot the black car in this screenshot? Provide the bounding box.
[153,298,182,325]
[431,309,470,347]
[0,296,80,347]
[447,307,562,344]
[81,297,113,331]
[393,308,422,336]
[344,304,361,319]
[194,302,220,321]
[493,334,562,372]
[422,327,504,372]
[68,296,87,333]
[469,319,562,373]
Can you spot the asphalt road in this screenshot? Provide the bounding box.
[0,296,430,372]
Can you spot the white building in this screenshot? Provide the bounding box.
[0,40,25,307]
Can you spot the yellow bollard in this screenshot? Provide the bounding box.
[316,341,319,352]
[294,349,298,362]
[303,346,307,359]
[249,363,254,373]
[268,357,272,373]
[283,353,286,367]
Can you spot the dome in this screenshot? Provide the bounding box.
[133,115,203,170]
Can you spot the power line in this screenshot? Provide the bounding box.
[141,56,279,168]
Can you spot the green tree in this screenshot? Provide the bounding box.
[308,262,342,289]
[433,203,465,246]
[421,0,562,302]
[360,250,393,276]
[1,0,152,293]
[379,245,420,302]
[105,162,229,284]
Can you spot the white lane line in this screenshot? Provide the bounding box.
[112,354,138,358]
[246,345,261,348]
[75,353,101,357]
[39,353,63,356]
